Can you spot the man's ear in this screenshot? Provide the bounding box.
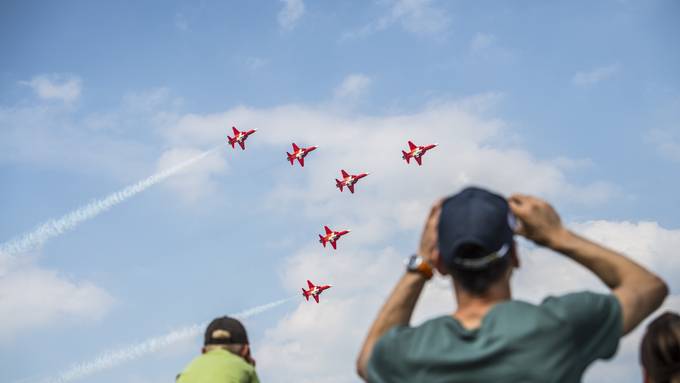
[510,241,520,269]
[201,347,207,354]
[641,367,651,383]
[240,344,250,357]
[432,249,449,275]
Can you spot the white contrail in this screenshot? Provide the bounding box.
[43,297,293,383]
[0,146,221,258]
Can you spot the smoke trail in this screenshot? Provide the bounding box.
[43,297,293,383]
[0,146,221,258]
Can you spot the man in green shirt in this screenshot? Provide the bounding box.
[357,187,668,382]
[177,316,260,383]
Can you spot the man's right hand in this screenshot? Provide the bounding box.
[507,194,569,249]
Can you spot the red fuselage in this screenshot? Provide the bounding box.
[335,170,369,193]
[319,226,350,250]
[287,143,317,167]
[227,127,257,150]
[402,141,437,165]
[302,280,332,303]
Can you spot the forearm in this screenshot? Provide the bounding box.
[550,229,660,288]
[550,228,668,333]
[356,272,427,379]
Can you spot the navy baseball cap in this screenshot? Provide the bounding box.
[438,186,515,270]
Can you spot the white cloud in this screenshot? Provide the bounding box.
[156,147,228,204]
[343,0,450,39]
[245,57,268,71]
[0,86,188,182]
[175,12,190,31]
[572,64,620,87]
[646,127,680,162]
[333,74,372,101]
[0,263,114,341]
[20,74,82,103]
[469,32,496,53]
[278,0,305,31]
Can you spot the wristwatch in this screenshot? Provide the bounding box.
[406,254,433,280]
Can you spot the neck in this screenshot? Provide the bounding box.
[452,280,511,329]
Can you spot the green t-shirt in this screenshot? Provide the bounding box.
[367,292,622,383]
[176,348,260,383]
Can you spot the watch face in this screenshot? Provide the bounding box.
[407,255,422,270]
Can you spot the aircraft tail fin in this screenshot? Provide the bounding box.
[402,151,410,163]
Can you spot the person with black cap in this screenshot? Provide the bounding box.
[357,186,668,382]
[176,316,259,383]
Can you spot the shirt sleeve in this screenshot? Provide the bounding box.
[542,291,622,362]
[366,325,409,382]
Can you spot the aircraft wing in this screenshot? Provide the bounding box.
[330,240,337,249]
[292,143,299,151]
[341,169,349,178]
[232,126,240,135]
[348,184,355,194]
[313,294,320,303]
[298,157,305,167]
[415,156,422,166]
[238,141,245,150]
[408,141,417,150]
[307,280,315,289]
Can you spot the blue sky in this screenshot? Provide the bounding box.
[1,1,679,382]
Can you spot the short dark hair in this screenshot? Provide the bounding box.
[449,243,511,295]
[640,311,680,383]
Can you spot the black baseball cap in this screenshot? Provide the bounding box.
[204,316,249,345]
[438,186,515,270]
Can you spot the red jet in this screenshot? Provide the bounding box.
[302,280,332,303]
[286,143,317,167]
[335,169,369,194]
[319,225,350,250]
[227,126,257,150]
[402,141,437,166]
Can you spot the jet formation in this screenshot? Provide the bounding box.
[287,143,317,167]
[227,126,257,150]
[335,169,369,194]
[302,280,332,303]
[223,127,438,304]
[402,141,437,166]
[318,225,350,250]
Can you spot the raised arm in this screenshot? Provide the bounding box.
[355,202,441,380]
[508,194,668,335]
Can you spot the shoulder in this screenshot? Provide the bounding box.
[540,291,621,320]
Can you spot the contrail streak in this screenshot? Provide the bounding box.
[43,297,293,383]
[0,146,221,258]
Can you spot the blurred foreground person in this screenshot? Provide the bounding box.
[177,316,259,383]
[357,186,668,382]
[641,311,680,383]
